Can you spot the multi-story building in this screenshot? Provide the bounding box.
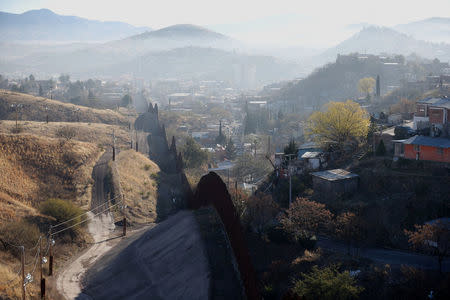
[413,97,450,136]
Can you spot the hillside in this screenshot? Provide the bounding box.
[0,90,128,125]
[318,26,450,65]
[0,9,150,42]
[0,134,101,217]
[108,46,300,88]
[395,17,450,44]
[116,150,160,224]
[130,24,228,41]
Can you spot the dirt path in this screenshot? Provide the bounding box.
[56,212,116,300]
[56,151,118,300]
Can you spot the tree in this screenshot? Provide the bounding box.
[232,153,271,183]
[225,138,236,160]
[39,84,44,97]
[59,74,70,84]
[390,98,415,115]
[292,265,364,300]
[306,100,370,150]
[358,77,376,99]
[281,198,333,239]
[334,212,366,254]
[284,138,297,157]
[181,137,208,168]
[121,94,132,107]
[404,221,450,273]
[376,75,380,97]
[215,120,226,145]
[246,193,279,235]
[375,140,386,156]
[56,125,77,142]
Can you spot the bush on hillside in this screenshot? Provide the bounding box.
[0,220,41,257]
[40,198,86,235]
[292,265,364,300]
[56,125,77,142]
[376,140,386,156]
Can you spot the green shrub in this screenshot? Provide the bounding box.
[266,225,291,244]
[143,164,151,171]
[0,221,41,257]
[292,265,364,300]
[40,198,85,235]
[376,140,386,156]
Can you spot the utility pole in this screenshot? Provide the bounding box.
[48,227,53,276]
[135,130,138,152]
[39,237,45,299]
[122,201,127,237]
[112,130,116,161]
[21,246,25,300]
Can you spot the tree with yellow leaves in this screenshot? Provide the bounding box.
[358,77,376,99]
[306,100,370,149]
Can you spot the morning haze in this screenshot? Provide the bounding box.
[0,1,449,299]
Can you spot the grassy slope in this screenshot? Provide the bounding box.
[0,133,100,299]
[0,120,131,149]
[0,89,128,125]
[116,150,160,224]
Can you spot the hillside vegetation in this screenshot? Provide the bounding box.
[0,134,101,220]
[116,150,160,224]
[0,120,131,149]
[0,90,128,125]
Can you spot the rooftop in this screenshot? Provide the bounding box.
[402,135,450,148]
[311,169,358,181]
[417,97,450,109]
[301,151,322,159]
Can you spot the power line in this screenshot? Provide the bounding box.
[51,200,123,236]
[51,195,121,229]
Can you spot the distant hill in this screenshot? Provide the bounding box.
[108,24,236,53]
[106,47,300,88]
[395,18,450,44]
[0,9,150,42]
[318,26,450,64]
[130,24,227,41]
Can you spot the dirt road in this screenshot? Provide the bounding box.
[56,212,116,300]
[56,151,118,300]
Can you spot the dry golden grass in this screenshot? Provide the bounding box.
[116,150,159,224]
[0,89,128,125]
[0,120,131,150]
[0,133,100,221]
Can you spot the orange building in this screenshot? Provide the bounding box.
[395,136,450,163]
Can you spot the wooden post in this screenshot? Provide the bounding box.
[39,237,45,299]
[21,246,25,300]
[48,227,53,276]
[123,217,127,236]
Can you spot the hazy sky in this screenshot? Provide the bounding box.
[1,0,449,47]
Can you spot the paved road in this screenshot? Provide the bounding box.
[317,237,450,272]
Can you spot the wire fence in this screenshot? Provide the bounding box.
[1,196,124,287]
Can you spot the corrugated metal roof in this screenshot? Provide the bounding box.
[417,97,450,109]
[402,135,450,148]
[311,169,358,181]
[301,151,321,159]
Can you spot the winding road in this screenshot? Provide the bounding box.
[56,151,118,300]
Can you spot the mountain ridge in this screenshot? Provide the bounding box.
[0,8,151,42]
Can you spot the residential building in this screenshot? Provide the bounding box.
[413,97,450,136]
[311,169,359,196]
[394,135,450,163]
